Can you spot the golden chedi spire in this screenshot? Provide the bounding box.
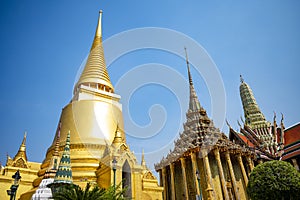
[19,11,164,200]
[29,11,126,193]
[14,132,28,162]
[44,123,61,179]
[141,149,146,169]
[112,125,123,147]
[52,124,61,158]
[74,10,114,94]
[6,132,29,168]
[239,75,270,129]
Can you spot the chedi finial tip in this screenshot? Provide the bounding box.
[240,74,244,83]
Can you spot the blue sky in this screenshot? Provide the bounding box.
[0,1,299,170]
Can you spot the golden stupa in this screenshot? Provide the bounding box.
[0,10,163,200]
[33,10,126,188]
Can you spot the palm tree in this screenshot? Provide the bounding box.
[101,183,129,200]
[52,182,129,200]
[52,182,105,200]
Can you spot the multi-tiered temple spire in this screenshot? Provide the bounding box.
[53,131,72,184]
[155,51,254,200]
[30,12,126,194]
[44,123,61,179]
[18,11,163,200]
[155,48,241,170]
[5,132,29,168]
[229,75,283,159]
[239,75,270,129]
[184,48,211,129]
[112,125,123,147]
[74,10,114,94]
[14,132,28,162]
[184,47,201,112]
[31,127,61,199]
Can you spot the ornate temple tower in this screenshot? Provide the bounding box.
[229,75,300,171]
[52,131,73,185]
[9,133,28,168]
[155,49,254,200]
[0,133,40,200]
[229,76,285,161]
[31,130,67,200]
[44,125,61,179]
[29,11,125,191]
[19,11,162,200]
[239,75,270,129]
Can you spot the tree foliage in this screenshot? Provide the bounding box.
[52,182,129,200]
[247,160,300,200]
[100,183,129,200]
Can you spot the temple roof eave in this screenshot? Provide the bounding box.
[155,130,255,171]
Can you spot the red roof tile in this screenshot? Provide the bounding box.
[238,134,255,148]
[284,123,300,146]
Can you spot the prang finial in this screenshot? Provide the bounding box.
[240,74,244,83]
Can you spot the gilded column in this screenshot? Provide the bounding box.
[162,167,167,200]
[225,151,240,200]
[202,149,215,200]
[237,153,248,185]
[170,163,176,200]
[191,152,200,195]
[213,148,229,200]
[180,157,189,200]
[246,156,254,171]
[158,170,163,187]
